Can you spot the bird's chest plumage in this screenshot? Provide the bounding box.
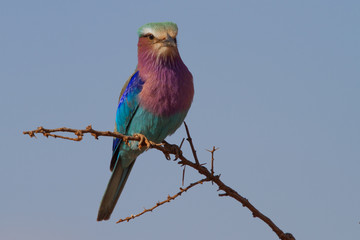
[131,68,193,143]
[138,70,193,117]
[120,50,194,146]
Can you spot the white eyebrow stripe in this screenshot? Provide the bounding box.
[140,27,178,40]
[141,28,162,38]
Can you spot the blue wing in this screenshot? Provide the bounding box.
[110,71,144,171]
[97,70,144,221]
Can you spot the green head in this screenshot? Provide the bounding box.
[137,22,178,38]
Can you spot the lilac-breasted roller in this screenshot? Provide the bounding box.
[97,22,194,221]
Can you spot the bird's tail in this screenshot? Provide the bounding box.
[97,159,135,221]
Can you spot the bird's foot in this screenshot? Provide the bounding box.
[162,140,182,160]
[133,133,151,150]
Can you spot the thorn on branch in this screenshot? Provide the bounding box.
[182,165,186,186]
[219,193,229,197]
[179,138,185,150]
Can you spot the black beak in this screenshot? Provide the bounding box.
[162,33,176,47]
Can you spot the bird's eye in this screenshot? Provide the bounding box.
[147,34,154,40]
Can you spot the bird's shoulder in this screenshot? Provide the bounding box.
[117,70,143,105]
[115,70,144,128]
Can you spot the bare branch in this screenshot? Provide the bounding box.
[23,125,164,151]
[23,125,295,240]
[183,121,200,165]
[206,146,219,178]
[116,178,209,223]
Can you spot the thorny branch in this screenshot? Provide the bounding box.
[207,146,219,182]
[116,178,209,223]
[23,125,164,151]
[23,124,295,240]
[184,122,200,165]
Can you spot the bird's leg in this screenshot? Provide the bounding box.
[133,133,151,150]
[162,140,182,160]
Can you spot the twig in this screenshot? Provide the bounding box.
[206,146,219,177]
[182,165,186,186]
[116,178,209,223]
[176,151,294,240]
[179,138,185,149]
[23,125,164,151]
[183,121,200,165]
[23,125,295,240]
[175,125,295,240]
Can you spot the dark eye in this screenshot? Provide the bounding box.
[148,34,154,40]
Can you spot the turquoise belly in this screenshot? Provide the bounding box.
[118,107,188,167]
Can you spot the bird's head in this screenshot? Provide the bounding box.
[137,22,179,60]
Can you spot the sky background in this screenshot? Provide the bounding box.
[1,1,359,239]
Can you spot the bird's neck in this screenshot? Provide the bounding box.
[137,46,181,78]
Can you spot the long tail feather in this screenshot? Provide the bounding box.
[97,159,135,221]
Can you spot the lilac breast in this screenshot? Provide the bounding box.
[138,57,194,117]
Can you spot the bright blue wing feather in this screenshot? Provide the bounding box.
[115,71,144,133]
[110,71,144,170]
[97,71,144,221]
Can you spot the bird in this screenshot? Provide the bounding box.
[97,22,194,221]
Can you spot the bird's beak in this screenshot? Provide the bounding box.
[161,33,176,47]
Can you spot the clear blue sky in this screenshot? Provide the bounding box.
[1,1,359,239]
